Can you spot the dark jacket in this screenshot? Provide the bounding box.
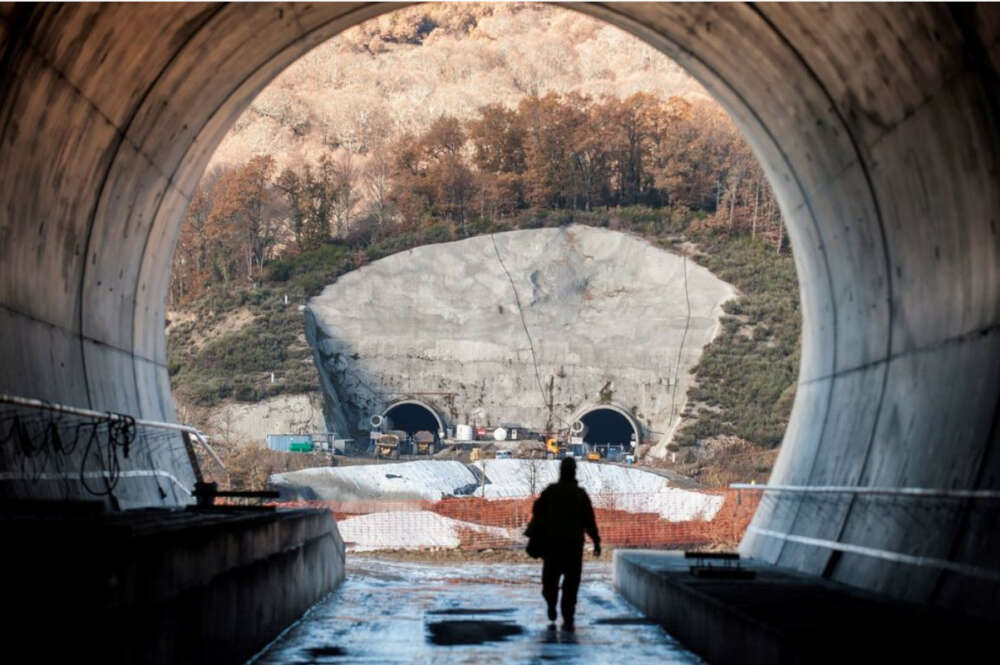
[531,479,600,548]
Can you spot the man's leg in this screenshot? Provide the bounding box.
[541,557,560,622]
[560,548,584,630]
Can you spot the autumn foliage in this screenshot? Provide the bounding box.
[171,93,783,304]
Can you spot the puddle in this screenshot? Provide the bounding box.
[593,617,659,625]
[427,619,524,645]
[306,646,347,656]
[427,608,517,615]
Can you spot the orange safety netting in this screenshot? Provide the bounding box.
[274,488,760,551]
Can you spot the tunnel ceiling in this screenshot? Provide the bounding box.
[0,3,997,619]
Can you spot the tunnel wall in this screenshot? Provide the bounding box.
[0,3,997,616]
[586,3,1000,618]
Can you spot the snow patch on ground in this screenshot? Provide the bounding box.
[473,459,723,521]
[272,459,723,523]
[338,511,519,551]
[271,460,478,501]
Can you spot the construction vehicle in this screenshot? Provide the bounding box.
[414,430,436,455]
[376,433,401,459]
[545,435,566,459]
[586,449,601,461]
[470,446,495,462]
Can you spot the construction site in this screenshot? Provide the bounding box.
[1,4,999,665]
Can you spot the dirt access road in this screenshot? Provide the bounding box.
[250,556,703,664]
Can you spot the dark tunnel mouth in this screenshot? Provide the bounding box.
[384,403,441,438]
[580,408,638,450]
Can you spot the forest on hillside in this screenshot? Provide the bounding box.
[210,3,707,172]
[170,93,784,303]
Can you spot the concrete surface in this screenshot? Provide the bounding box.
[4,503,345,665]
[614,549,998,665]
[306,225,734,450]
[253,556,703,664]
[0,1,997,621]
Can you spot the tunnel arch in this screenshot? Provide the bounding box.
[0,4,997,618]
[571,404,641,450]
[382,399,446,438]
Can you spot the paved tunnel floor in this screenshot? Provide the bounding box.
[251,556,704,664]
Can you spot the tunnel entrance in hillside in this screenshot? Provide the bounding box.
[384,402,442,439]
[579,408,638,456]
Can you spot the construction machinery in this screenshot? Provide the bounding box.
[376,433,401,459]
[414,430,436,455]
[545,435,566,458]
[470,446,495,462]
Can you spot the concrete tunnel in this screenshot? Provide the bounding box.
[0,1,997,627]
[383,399,446,439]
[573,404,641,450]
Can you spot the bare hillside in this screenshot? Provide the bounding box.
[210,3,708,172]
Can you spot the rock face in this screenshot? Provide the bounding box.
[204,393,327,445]
[305,225,734,454]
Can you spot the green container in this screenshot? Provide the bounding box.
[289,441,314,453]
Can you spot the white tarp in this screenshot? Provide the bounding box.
[471,459,724,521]
[272,459,723,522]
[337,510,519,551]
[271,460,478,501]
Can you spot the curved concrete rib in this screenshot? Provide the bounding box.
[0,3,996,618]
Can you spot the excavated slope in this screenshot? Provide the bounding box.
[305,225,734,452]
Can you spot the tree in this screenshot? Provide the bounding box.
[322,153,359,237]
[468,103,527,175]
[363,146,393,228]
[211,155,280,282]
[275,167,328,253]
[519,94,582,208]
[172,180,215,302]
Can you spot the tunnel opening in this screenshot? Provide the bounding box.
[580,408,638,453]
[2,2,997,629]
[384,402,442,439]
[162,2,798,476]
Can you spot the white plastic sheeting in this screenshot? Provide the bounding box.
[336,511,519,551]
[272,461,478,501]
[472,459,723,521]
[273,459,723,522]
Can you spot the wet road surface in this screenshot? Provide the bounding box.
[251,556,703,664]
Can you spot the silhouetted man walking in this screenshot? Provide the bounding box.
[531,457,601,631]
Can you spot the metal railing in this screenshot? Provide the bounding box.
[729,483,1000,500]
[730,482,1000,582]
[0,392,226,503]
[0,393,225,469]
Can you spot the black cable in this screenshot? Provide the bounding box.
[669,255,693,424]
